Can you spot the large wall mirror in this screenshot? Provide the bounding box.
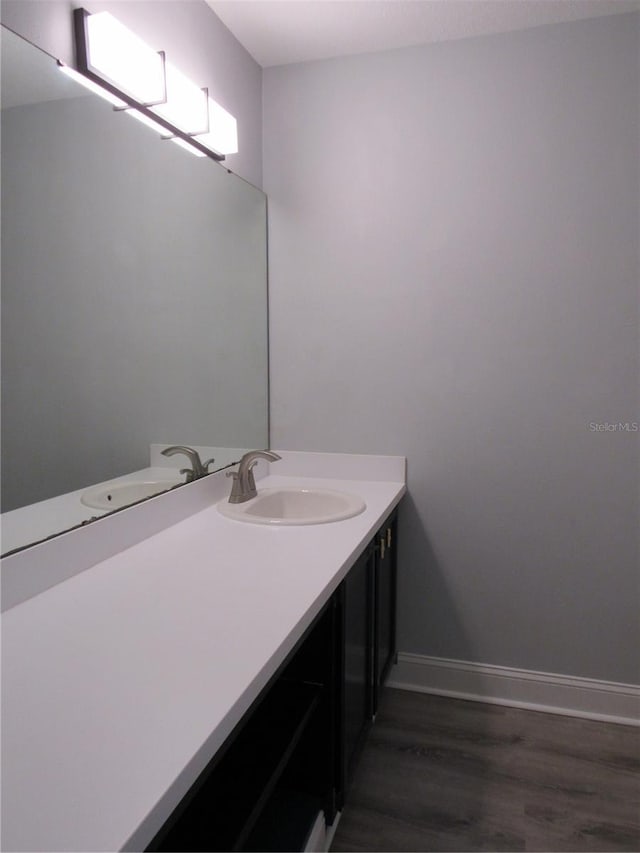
[0,25,269,555]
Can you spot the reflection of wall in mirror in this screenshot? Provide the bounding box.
[1,77,268,513]
[0,0,263,187]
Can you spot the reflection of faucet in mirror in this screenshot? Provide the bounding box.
[226,450,281,503]
[161,446,215,483]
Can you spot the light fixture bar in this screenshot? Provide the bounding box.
[72,7,228,162]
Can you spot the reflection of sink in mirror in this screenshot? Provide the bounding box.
[81,479,182,511]
[2,446,249,556]
[218,488,366,526]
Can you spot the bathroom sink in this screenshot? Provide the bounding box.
[217,488,366,525]
[80,478,181,510]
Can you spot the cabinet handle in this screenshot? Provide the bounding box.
[380,538,385,560]
[387,527,392,549]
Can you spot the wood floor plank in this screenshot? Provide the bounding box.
[331,689,640,852]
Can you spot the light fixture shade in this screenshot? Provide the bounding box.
[85,12,165,105]
[151,63,209,135]
[196,98,238,156]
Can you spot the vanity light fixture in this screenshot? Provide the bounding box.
[66,8,238,160]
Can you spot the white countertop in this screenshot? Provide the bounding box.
[1,453,405,852]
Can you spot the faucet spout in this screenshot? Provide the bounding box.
[226,449,281,503]
[161,446,215,482]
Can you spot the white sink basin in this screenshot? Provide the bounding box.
[217,487,366,526]
[81,479,181,511]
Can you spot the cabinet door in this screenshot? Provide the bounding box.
[373,512,397,715]
[339,546,375,801]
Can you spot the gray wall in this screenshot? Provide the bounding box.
[0,0,262,186]
[264,13,640,684]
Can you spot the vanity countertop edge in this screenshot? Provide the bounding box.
[1,451,406,853]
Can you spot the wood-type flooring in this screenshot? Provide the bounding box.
[330,689,639,852]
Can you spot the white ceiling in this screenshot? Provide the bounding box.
[206,0,640,67]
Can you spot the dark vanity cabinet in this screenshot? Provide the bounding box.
[338,508,399,801]
[373,512,398,715]
[151,601,340,853]
[148,507,398,853]
[337,546,375,801]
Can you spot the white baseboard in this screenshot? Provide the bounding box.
[387,653,640,726]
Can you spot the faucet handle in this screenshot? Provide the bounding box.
[203,457,215,472]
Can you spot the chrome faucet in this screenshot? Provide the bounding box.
[226,449,281,503]
[161,445,215,483]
